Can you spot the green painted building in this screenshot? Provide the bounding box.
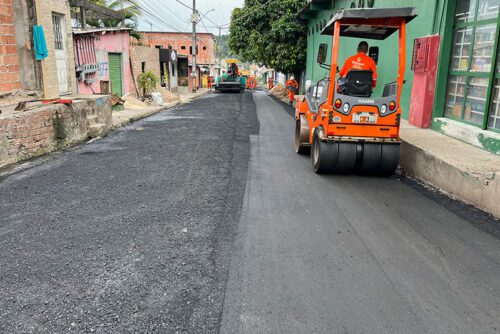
[300,0,500,154]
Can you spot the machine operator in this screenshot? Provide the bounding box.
[339,41,378,89]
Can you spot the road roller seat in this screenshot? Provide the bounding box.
[339,70,373,97]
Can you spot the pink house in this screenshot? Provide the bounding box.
[73,28,131,96]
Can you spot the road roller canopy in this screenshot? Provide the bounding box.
[320,8,417,40]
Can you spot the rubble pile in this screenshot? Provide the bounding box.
[269,83,289,103]
[161,89,179,103]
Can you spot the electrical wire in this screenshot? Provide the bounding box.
[138,0,185,31]
[220,0,277,27]
[150,0,190,31]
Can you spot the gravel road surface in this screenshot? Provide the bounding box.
[0,92,258,333]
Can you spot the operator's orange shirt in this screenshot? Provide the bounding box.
[339,52,378,87]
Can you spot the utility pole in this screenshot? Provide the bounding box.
[218,26,222,76]
[191,0,197,93]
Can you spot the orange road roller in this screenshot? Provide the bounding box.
[295,8,417,175]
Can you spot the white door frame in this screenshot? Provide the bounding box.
[52,13,69,95]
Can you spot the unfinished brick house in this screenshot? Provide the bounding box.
[0,0,117,169]
[0,0,76,97]
[139,32,216,92]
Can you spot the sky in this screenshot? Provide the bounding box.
[136,0,244,35]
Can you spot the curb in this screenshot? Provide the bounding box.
[111,101,178,130]
[111,90,210,130]
[399,139,499,219]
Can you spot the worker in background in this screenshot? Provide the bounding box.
[207,75,212,90]
[268,78,274,90]
[339,41,378,89]
[286,76,299,106]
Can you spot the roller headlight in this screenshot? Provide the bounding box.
[343,103,350,113]
[380,104,387,115]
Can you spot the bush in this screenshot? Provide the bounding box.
[137,70,158,96]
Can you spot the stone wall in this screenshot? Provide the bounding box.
[0,95,112,168]
[0,0,22,93]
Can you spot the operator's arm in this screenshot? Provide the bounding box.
[339,56,351,78]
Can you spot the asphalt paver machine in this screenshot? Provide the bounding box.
[215,59,245,93]
[295,8,417,174]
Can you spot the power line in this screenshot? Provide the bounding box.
[175,0,192,11]
[135,2,182,32]
[139,0,186,31]
[150,0,190,30]
[220,0,277,27]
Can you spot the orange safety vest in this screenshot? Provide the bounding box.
[339,52,378,87]
[286,79,298,90]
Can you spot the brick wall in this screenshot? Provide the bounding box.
[140,32,215,65]
[129,46,161,97]
[0,0,22,93]
[0,96,112,168]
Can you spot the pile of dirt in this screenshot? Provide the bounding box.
[160,88,179,103]
[269,83,289,103]
[123,95,148,110]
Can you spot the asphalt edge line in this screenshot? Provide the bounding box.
[111,90,211,130]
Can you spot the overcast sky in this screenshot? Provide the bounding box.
[136,0,244,35]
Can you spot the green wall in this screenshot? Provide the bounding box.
[304,0,448,119]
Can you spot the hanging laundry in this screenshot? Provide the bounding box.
[33,25,48,60]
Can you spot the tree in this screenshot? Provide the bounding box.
[86,0,142,40]
[228,0,307,75]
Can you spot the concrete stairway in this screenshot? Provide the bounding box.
[86,114,107,138]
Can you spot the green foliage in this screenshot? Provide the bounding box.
[86,0,141,40]
[228,0,307,74]
[137,70,158,95]
[215,35,238,60]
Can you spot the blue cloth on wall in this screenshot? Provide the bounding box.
[33,25,48,60]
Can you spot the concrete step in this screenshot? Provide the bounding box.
[88,123,107,138]
[399,120,499,218]
[86,115,99,126]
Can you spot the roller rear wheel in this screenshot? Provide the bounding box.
[334,143,357,174]
[311,136,337,174]
[379,144,400,176]
[357,143,382,174]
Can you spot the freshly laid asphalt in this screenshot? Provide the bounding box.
[219,92,500,333]
[1,91,499,333]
